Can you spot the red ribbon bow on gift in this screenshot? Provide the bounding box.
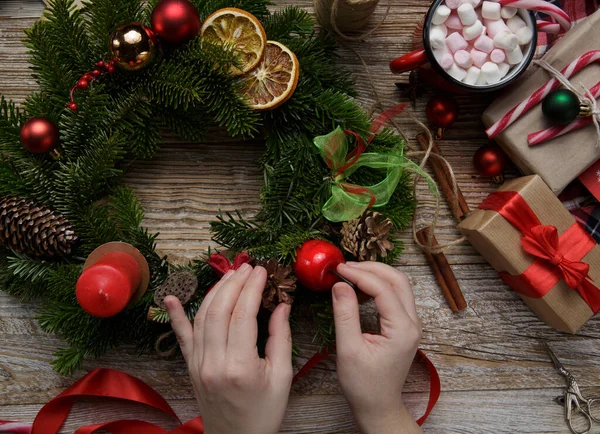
[479,190,600,313]
[521,225,591,291]
[207,252,252,277]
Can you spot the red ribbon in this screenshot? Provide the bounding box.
[327,103,409,209]
[479,191,600,312]
[207,252,253,278]
[25,347,439,433]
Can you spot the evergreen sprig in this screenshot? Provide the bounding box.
[0,0,417,374]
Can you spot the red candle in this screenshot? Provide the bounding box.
[76,251,142,318]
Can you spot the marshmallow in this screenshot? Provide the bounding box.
[447,63,468,81]
[445,0,462,9]
[463,20,483,40]
[506,15,527,33]
[454,49,473,68]
[464,66,482,85]
[484,18,510,37]
[458,3,477,25]
[498,62,511,78]
[476,72,488,85]
[500,6,518,19]
[445,14,464,30]
[506,45,523,64]
[481,61,502,83]
[432,5,451,25]
[430,25,448,49]
[468,0,482,9]
[440,53,455,70]
[515,26,533,45]
[493,31,518,51]
[490,48,506,63]
[474,34,494,53]
[481,1,501,20]
[471,49,488,67]
[446,32,469,53]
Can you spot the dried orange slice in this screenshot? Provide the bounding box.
[243,41,300,111]
[200,8,266,76]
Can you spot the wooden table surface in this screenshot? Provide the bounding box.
[1,1,599,433]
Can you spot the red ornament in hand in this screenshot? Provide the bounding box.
[76,243,150,317]
[151,0,201,45]
[426,95,458,140]
[294,240,345,292]
[473,144,507,182]
[20,116,59,154]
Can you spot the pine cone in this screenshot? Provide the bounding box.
[260,258,295,311]
[341,211,394,261]
[0,196,77,258]
[154,270,198,308]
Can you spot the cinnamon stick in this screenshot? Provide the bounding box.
[416,133,470,221]
[416,228,459,313]
[417,227,467,312]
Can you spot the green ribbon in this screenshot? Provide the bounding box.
[314,126,435,222]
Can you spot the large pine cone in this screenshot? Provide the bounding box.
[341,211,394,261]
[260,258,295,311]
[0,196,77,258]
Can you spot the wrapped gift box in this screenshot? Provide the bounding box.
[458,175,600,333]
[482,10,600,195]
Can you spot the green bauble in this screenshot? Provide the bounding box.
[541,89,581,125]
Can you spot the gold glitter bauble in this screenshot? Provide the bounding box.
[109,23,158,71]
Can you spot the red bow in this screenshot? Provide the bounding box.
[521,225,591,290]
[208,252,253,278]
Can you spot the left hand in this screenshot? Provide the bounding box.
[165,264,293,434]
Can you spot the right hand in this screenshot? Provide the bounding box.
[332,261,423,434]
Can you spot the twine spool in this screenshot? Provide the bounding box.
[314,0,380,33]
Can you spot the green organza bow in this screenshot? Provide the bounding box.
[314,126,435,222]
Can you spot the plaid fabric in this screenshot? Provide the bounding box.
[559,181,600,242]
[535,0,600,56]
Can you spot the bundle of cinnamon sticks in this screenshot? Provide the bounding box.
[416,133,468,312]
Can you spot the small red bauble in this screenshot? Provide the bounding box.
[92,69,101,77]
[20,116,59,154]
[68,102,78,111]
[294,240,345,292]
[473,144,507,180]
[426,95,458,139]
[96,60,105,68]
[76,79,89,89]
[151,0,200,45]
[76,251,142,318]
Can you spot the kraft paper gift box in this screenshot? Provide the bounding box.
[458,175,600,333]
[482,10,600,195]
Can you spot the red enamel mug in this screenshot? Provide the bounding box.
[389,0,539,92]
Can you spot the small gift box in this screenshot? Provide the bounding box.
[458,175,600,333]
[482,10,600,195]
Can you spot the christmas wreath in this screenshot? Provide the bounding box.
[0,0,429,375]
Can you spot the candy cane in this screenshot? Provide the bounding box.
[500,0,571,32]
[486,50,600,139]
[536,20,561,35]
[527,81,600,145]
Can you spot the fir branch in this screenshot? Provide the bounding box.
[263,7,314,40]
[193,0,272,21]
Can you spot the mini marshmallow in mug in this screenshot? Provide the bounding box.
[447,62,468,81]
[464,66,482,85]
[445,13,463,29]
[471,49,488,67]
[445,0,462,9]
[500,6,517,19]
[446,32,469,53]
[497,62,510,78]
[440,53,455,70]
[458,3,477,25]
[454,49,473,68]
[506,14,527,33]
[493,31,518,51]
[490,48,506,63]
[481,61,502,83]
[506,45,523,65]
[432,5,451,25]
[515,26,533,45]
[430,25,448,49]
[484,18,510,38]
[463,20,483,40]
[474,33,494,53]
[481,1,501,20]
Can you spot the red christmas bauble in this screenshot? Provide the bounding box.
[151,0,201,45]
[294,240,345,292]
[426,95,458,128]
[76,251,142,317]
[473,144,507,178]
[20,116,59,154]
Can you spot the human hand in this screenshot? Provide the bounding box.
[165,264,293,434]
[332,262,423,434]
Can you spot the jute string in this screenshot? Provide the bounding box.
[324,5,466,254]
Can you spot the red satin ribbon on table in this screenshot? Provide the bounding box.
[479,191,600,312]
[24,348,439,433]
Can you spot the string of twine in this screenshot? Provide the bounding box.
[534,59,600,146]
[336,32,466,254]
[325,0,393,41]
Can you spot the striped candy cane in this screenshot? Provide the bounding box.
[499,0,571,32]
[536,20,561,35]
[486,50,600,139]
[528,81,600,146]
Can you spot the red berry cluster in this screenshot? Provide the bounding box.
[66,60,116,111]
